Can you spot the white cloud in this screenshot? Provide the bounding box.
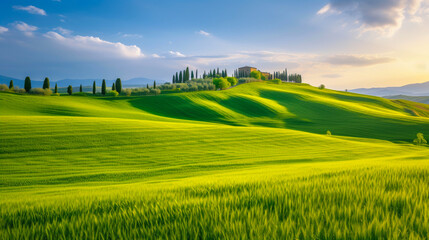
[13,5,47,16]
[317,4,332,15]
[169,51,186,57]
[151,54,164,58]
[44,31,145,59]
[198,30,211,36]
[53,27,72,35]
[0,26,8,34]
[121,33,143,38]
[317,0,426,36]
[14,22,38,36]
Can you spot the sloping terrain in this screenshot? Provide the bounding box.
[1,82,429,239]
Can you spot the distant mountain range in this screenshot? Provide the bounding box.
[0,75,165,88]
[350,81,429,97]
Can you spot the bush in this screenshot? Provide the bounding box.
[238,78,262,84]
[319,84,326,89]
[326,130,332,136]
[250,70,262,80]
[226,77,238,86]
[107,90,119,97]
[270,79,282,84]
[73,92,87,96]
[213,78,231,90]
[0,84,9,91]
[124,89,132,96]
[29,88,52,96]
[413,133,427,145]
[14,88,27,94]
[150,88,161,95]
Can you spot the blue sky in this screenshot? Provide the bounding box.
[1,0,429,89]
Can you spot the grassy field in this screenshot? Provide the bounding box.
[1,82,429,239]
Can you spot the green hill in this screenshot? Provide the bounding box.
[1,82,429,239]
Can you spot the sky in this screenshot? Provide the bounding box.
[0,0,429,89]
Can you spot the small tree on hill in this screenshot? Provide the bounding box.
[55,83,58,93]
[9,80,13,90]
[213,78,231,90]
[250,71,261,80]
[326,130,332,136]
[319,84,325,89]
[43,77,50,89]
[67,85,73,95]
[80,84,83,92]
[413,133,427,145]
[115,78,122,94]
[147,83,149,89]
[24,76,31,92]
[102,79,106,95]
[112,83,116,91]
[153,80,156,88]
[93,81,96,95]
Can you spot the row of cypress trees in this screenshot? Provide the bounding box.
[19,76,124,95]
[172,67,228,83]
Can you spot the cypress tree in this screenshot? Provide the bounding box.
[153,81,156,88]
[196,70,198,79]
[115,78,122,94]
[185,67,190,81]
[225,69,227,77]
[9,80,13,90]
[67,85,72,95]
[213,69,216,77]
[55,83,58,93]
[172,75,175,83]
[191,70,194,79]
[112,83,116,91]
[147,83,149,89]
[217,68,220,76]
[24,76,31,92]
[102,79,106,95]
[43,77,50,89]
[80,84,83,92]
[93,81,96,95]
[179,71,183,83]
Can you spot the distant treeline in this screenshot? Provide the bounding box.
[172,67,228,83]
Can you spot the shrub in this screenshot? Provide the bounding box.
[213,78,231,90]
[29,88,52,96]
[108,90,119,97]
[238,78,262,84]
[413,133,427,145]
[270,79,282,84]
[326,130,332,136]
[150,88,161,95]
[125,89,132,96]
[0,84,9,91]
[14,88,26,94]
[226,77,238,86]
[319,84,326,89]
[250,70,261,80]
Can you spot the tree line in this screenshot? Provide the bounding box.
[172,67,228,83]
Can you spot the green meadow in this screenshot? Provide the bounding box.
[1,82,429,239]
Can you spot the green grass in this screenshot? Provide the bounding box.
[1,82,429,239]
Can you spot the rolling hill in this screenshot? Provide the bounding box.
[1,82,429,239]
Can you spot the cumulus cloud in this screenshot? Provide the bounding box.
[44,31,144,59]
[198,30,211,36]
[14,22,38,36]
[53,27,72,35]
[317,0,425,35]
[0,26,8,34]
[13,5,47,16]
[325,54,395,66]
[169,51,186,57]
